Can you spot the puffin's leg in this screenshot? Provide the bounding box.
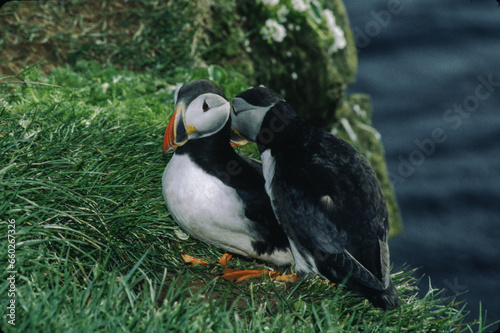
[221,268,301,283]
[181,252,233,266]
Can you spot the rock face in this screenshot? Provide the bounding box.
[199,0,402,237]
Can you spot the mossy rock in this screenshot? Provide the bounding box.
[202,0,356,127]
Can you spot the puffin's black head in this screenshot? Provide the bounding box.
[231,87,290,143]
[235,87,284,108]
[163,80,235,153]
[175,79,225,106]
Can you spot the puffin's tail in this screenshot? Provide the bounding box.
[365,282,401,310]
[315,250,401,310]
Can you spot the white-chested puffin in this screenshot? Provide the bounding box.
[162,80,294,280]
[230,87,400,309]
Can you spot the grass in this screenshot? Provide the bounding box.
[1,62,498,332]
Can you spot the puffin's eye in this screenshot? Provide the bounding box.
[202,100,210,112]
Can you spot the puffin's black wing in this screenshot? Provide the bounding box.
[238,154,263,176]
[270,128,398,308]
[230,153,290,256]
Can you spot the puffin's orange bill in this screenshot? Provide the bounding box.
[230,126,248,147]
[163,103,188,153]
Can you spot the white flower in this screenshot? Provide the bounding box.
[261,19,286,43]
[329,25,347,53]
[291,72,298,80]
[101,82,109,93]
[287,23,301,31]
[291,0,309,12]
[323,9,336,30]
[257,0,279,7]
[277,6,289,23]
[323,9,346,53]
[112,75,132,84]
[244,39,252,52]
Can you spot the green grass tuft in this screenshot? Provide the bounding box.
[1,63,497,332]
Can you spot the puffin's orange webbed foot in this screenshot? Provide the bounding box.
[181,254,211,266]
[181,252,233,267]
[221,268,301,283]
[217,253,232,266]
[181,253,301,284]
[274,273,301,283]
[221,267,280,282]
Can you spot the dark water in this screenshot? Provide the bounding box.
[344,0,500,327]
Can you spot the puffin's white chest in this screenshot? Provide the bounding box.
[162,154,253,255]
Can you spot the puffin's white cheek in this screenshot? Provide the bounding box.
[239,112,264,142]
[189,109,228,139]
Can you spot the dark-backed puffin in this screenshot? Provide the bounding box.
[230,87,400,309]
[162,80,293,278]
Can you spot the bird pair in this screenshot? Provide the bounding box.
[162,80,400,310]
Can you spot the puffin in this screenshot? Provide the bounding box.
[161,80,294,280]
[230,87,401,309]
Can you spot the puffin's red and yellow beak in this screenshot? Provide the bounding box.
[230,126,248,147]
[163,103,191,153]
